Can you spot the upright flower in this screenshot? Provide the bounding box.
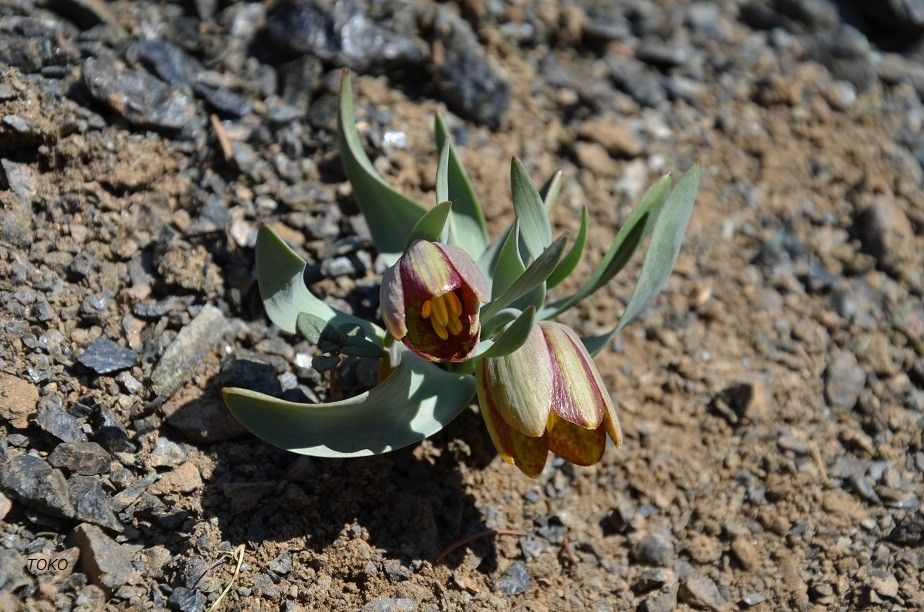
[380,240,489,362]
[475,321,623,477]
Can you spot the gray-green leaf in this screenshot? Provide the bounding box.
[546,206,589,289]
[477,306,535,358]
[511,157,552,263]
[407,201,453,246]
[482,236,566,321]
[223,351,475,457]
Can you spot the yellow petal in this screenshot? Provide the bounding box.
[543,412,606,466]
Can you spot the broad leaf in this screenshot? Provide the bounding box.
[482,236,566,321]
[511,157,552,263]
[257,224,383,342]
[223,351,475,457]
[476,306,535,358]
[546,206,588,289]
[407,201,452,246]
[582,166,702,355]
[542,174,672,318]
[434,113,489,259]
[338,71,425,264]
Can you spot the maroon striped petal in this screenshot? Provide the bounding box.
[540,321,607,429]
[379,263,407,339]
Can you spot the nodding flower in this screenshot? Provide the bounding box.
[379,240,489,362]
[475,321,623,477]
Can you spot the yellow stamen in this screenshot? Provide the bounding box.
[432,318,449,340]
[420,300,432,318]
[447,316,462,335]
[432,294,449,326]
[445,291,462,316]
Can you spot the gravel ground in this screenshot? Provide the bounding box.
[1,0,923,610]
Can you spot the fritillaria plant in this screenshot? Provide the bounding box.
[222,71,701,476]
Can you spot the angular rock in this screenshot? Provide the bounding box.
[1,159,36,201]
[632,532,675,567]
[165,394,247,443]
[83,57,197,131]
[432,8,509,128]
[888,512,924,546]
[855,200,915,274]
[362,598,417,612]
[69,474,123,532]
[0,549,30,593]
[0,372,39,429]
[495,560,530,596]
[77,337,137,375]
[679,575,726,611]
[136,39,203,88]
[49,441,112,475]
[150,462,202,495]
[168,586,206,611]
[219,357,283,396]
[825,350,865,409]
[148,437,187,468]
[45,0,120,28]
[0,454,75,519]
[36,396,87,443]
[70,524,137,592]
[151,305,233,398]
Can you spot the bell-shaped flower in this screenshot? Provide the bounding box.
[475,320,623,477]
[380,240,489,362]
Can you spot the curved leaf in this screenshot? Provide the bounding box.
[436,139,450,204]
[223,351,475,457]
[257,224,383,342]
[542,174,672,319]
[491,220,524,299]
[546,206,589,289]
[434,113,489,259]
[511,157,552,263]
[407,201,453,246]
[477,306,535,358]
[540,169,564,215]
[582,166,702,355]
[482,236,566,321]
[338,71,425,263]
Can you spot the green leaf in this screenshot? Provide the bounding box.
[407,201,453,246]
[482,236,566,321]
[436,139,450,204]
[477,306,535,358]
[511,157,552,263]
[296,312,340,345]
[312,355,340,373]
[582,166,702,355]
[478,225,510,280]
[337,70,426,263]
[434,114,489,259]
[223,350,476,457]
[491,221,524,299]
[540,170,564,215]
[257,224,384,341]
[542,174,672,319]
[546,206,589,289]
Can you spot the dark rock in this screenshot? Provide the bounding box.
[82,57,197,131]
[69,474,122,532]
[845,0,924,39]
[432,8,509,128]
[811,26,877,90]
[49,441,111,475]
[855,200,915,274]
[634,567,677,594]
[93,405,135,454]
[888,512,924,545]
[136,39,203,88]
[825,350,866,409]
[0,454,75,519]
[44,0,119,28]
[193,84,253,118]
[632,532,675,566]
[70,523,136,592]
[219,356,282,397]
[606,55,666,107]
[1,159,36,200]
[278,55,323,110]
[150,305,232,398]
[168,586,206,612]
[710,381,768,425]
[36,396,87,443]
[0,35,43,72]
[77,337,137,375]
[166,398,247,443]
[269,552,293,575]
[740,0,839,33]
[494,560,530,596]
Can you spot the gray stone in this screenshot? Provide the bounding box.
[825,350,865,409]
[632,533,675,567]
[168,586,205,612]
[362,598,417,612]
[69,474,123,532]
[269,552,293,575]
[151,305,232,398]
[36,395,86,443]
[888,512,924,545]
[149,437,187,468]
[0,549,30,593]
[1,159,36,200]
[49,441,111,475]
[77,337,137,375]
[70,524,137,592]
[0,454,75,519]
[679,575,726,611]
[219,357,282,396]
[855,200,915,273]
[495,560,530,596]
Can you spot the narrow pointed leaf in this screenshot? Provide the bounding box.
[436,139,450,204]
[257,224,383,341]
[407,201,453,246]
[338,71,425,263]
[542,174,672,318]
[477,306,535,358]
[434,113,489,259]
[582,166,702,355]
[483,236,566,321]
[478,225,510,279]
[491,221,524,299]
[223,351,475,457]
[546,206,589,289]
[511,157,552,262]
[540,170,564,215]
